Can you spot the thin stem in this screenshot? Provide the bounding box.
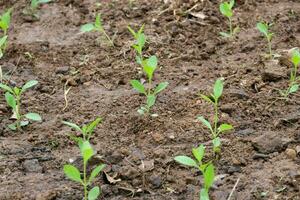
[101,30,114,46]
[16,95,21,130]
[213,101,218,139]
[83,161,88,200]
[229,18,233,36]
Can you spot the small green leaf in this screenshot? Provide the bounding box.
[80,141,94,164]
[130,80,146,94]
[0,9,11,32]
[62,121,82,132]
[137,33,146,50]
[147,55,157,68]
[192,144,205,163]
[154,82,168,95]
[289,84,299,94]
[80,23,95,33]
[87,117,102,134]
[38,0,52,3]
[257,22,268,36]
[174,156,198,168]
[8,123,16,130]
[204,164,215,190]
[95,14,102,29]
[88,186,100,200]
[218,123,233,133]
[0,83,13,93]
[143,56,157,80]
[200,94,213,104]
[88,164,105,184]
[127,26,137,38]
[291,49,300,67]
[20,121,29,127]
[197,116,213,132]
[63,164,82,183]
[21,80,38,93]
[146,95,156,108]
[220,2,232,18]
[5,92,16,110]
[200,188,210,200]
[213,79,223,100]
[229,0,235,9]
[212,137,221,153]
[219,32,231,38]
[0,35,7,46]
[25,113,42,121]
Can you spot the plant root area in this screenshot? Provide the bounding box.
[1,0,300,199]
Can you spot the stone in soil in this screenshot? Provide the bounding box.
[262,60,286,82]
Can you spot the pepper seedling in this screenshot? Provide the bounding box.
[257,22,274,58]
[62,117,102,144]
[0,80,42,130]
[81,13,114,46]
[219,0,239,38]
[198,79,233,154]
[0,9,12,58]
[174,144,215,200]
[128,25,168,117]
[23,0,51,19]
[280,49,300,98]
[64,140,105,200]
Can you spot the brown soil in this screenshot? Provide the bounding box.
[0,0,300,199]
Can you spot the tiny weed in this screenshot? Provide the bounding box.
[62,117,102,143]
[23,0,51,19]
[81,13,114,46]
[174,144,215,200]
[257,22,274,58]
[64,140,105,200]
[0,80,42,131]
[198,79,233,154]
[219,0,239,38]
[280,49,300,98]
[128,25,168,117]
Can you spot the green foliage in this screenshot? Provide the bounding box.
[219,0,239,38]
[80,13,114,46]
[0,9,12,59]
[31,0,52,10]
[198,79,233,154]
[0,80,42,131]
[63,140,105,200]
[23,0,51,19]
[128,25,168,117]
[174,144,215,200]
[62,117,102,144]
[257,21,274,58]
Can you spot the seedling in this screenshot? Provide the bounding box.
[81,13,114,46]
[219,0,239,38]
[0,35,8,59]
[0,80,42,130]
[280,49,300,98]
[174,144,215,200]
[128,25,168,116]
[23,0,51,19]
[64,140,105,200]
[257,22,274,58]
[62,117,101,143]
[198,79,233,154]
[0,9,12,36]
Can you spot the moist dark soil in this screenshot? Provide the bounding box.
[0,0,300,199]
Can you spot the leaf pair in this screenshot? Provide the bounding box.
[257,22,273,41]
[200,79,223,106]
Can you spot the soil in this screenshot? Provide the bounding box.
[0,0,300,199]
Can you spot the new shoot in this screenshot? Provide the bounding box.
[257,22,274,58]
[81,13,114,46]
[128,25,168,117]
[0,80,42,130]
[198,79,233,154]
[174,144,215,200]
[219,0,239,38]
[0,9,12,58]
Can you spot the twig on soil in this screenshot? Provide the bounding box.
[63,80,71,111]
[227,177,240,200]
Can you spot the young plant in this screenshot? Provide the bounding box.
[198,79,233,154]
[128,25,168,117]
[64,140,105,200]
[0,9,12,58]
[23,0,51,19]
[257,22,274,58]
[0,80,42,130]
[219,0,239,38]
[280,49,300,98]
[174,144,215,200]
[80,13,114,46]
[62,117,102,143]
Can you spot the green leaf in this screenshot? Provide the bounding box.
[62,121,82,132]
[192,144,205,163]
[229,0,235,9]
[257,22,268,36]
[220,2,232,18]
[291,49,300,67]
[63,164,82,183]
[127,26,137,38]
[147,55,157,68]
[212,137,221,153]
[87,117,102,134]
[8,123,16,130]
[154,82,168,95]
[80,141,94,164]
[21,80,38,93]
[25,113,42,121]
[95,14,102,29]
[5,92,16,110]
[218,123,233,133]
[197,116,213,132]
[219,32,231,38]
[0,9,11,32]
[130,80,146,94]
[200,188,210,200]
[213,79,223,100]
[88,164,105,184]
[38,0,52,3]
[0,35,7,47]
[289,84,299,94]
[174,156,198,168]
[143,56,157,79]
[0,83,13,93]
[80,23,95,33]
[204,164,215,189]
[20,121,29,127]
[88,186,100,200]
[200,94,213,104]
[146,95,156,108]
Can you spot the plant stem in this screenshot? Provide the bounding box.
[83,161,88,200]
[101,30,114,46]
[213,101,218,139]
[16,95,21,130]
[229,18,233,36]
